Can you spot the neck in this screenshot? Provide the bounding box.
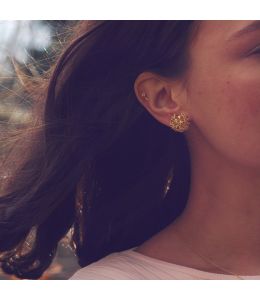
[170,131,260,272]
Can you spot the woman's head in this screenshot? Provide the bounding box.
[0,20,202,279]
[135,20,260,173]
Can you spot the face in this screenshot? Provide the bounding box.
[185,20,260,169]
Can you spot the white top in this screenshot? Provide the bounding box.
[69,247,260,280]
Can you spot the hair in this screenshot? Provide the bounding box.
[0,20,201,279]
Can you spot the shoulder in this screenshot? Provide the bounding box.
[68,248,151,280]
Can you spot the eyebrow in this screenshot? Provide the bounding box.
[227,20,260,42]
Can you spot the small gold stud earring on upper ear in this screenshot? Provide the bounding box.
[141,91,150,101]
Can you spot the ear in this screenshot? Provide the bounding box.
[134,71,190,128]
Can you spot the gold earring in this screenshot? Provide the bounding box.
[169,112,190,133]
[141,91,150,101]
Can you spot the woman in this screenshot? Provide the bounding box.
[0,20,260,280]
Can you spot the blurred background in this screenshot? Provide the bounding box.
[0,20,81,280]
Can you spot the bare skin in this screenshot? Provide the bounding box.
[133,20,260,276]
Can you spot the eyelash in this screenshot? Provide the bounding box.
[249,46,260,55]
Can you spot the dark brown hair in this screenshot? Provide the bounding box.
[0,20,201,279]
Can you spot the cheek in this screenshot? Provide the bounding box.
[187,72,260,165]
[190,70,260,131]
[221,81,260,166]
[223,74,260,133]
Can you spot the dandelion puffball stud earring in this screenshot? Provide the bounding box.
[141,90,191,133]
[169,112,190,133]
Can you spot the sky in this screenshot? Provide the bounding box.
[0,21,52,69]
